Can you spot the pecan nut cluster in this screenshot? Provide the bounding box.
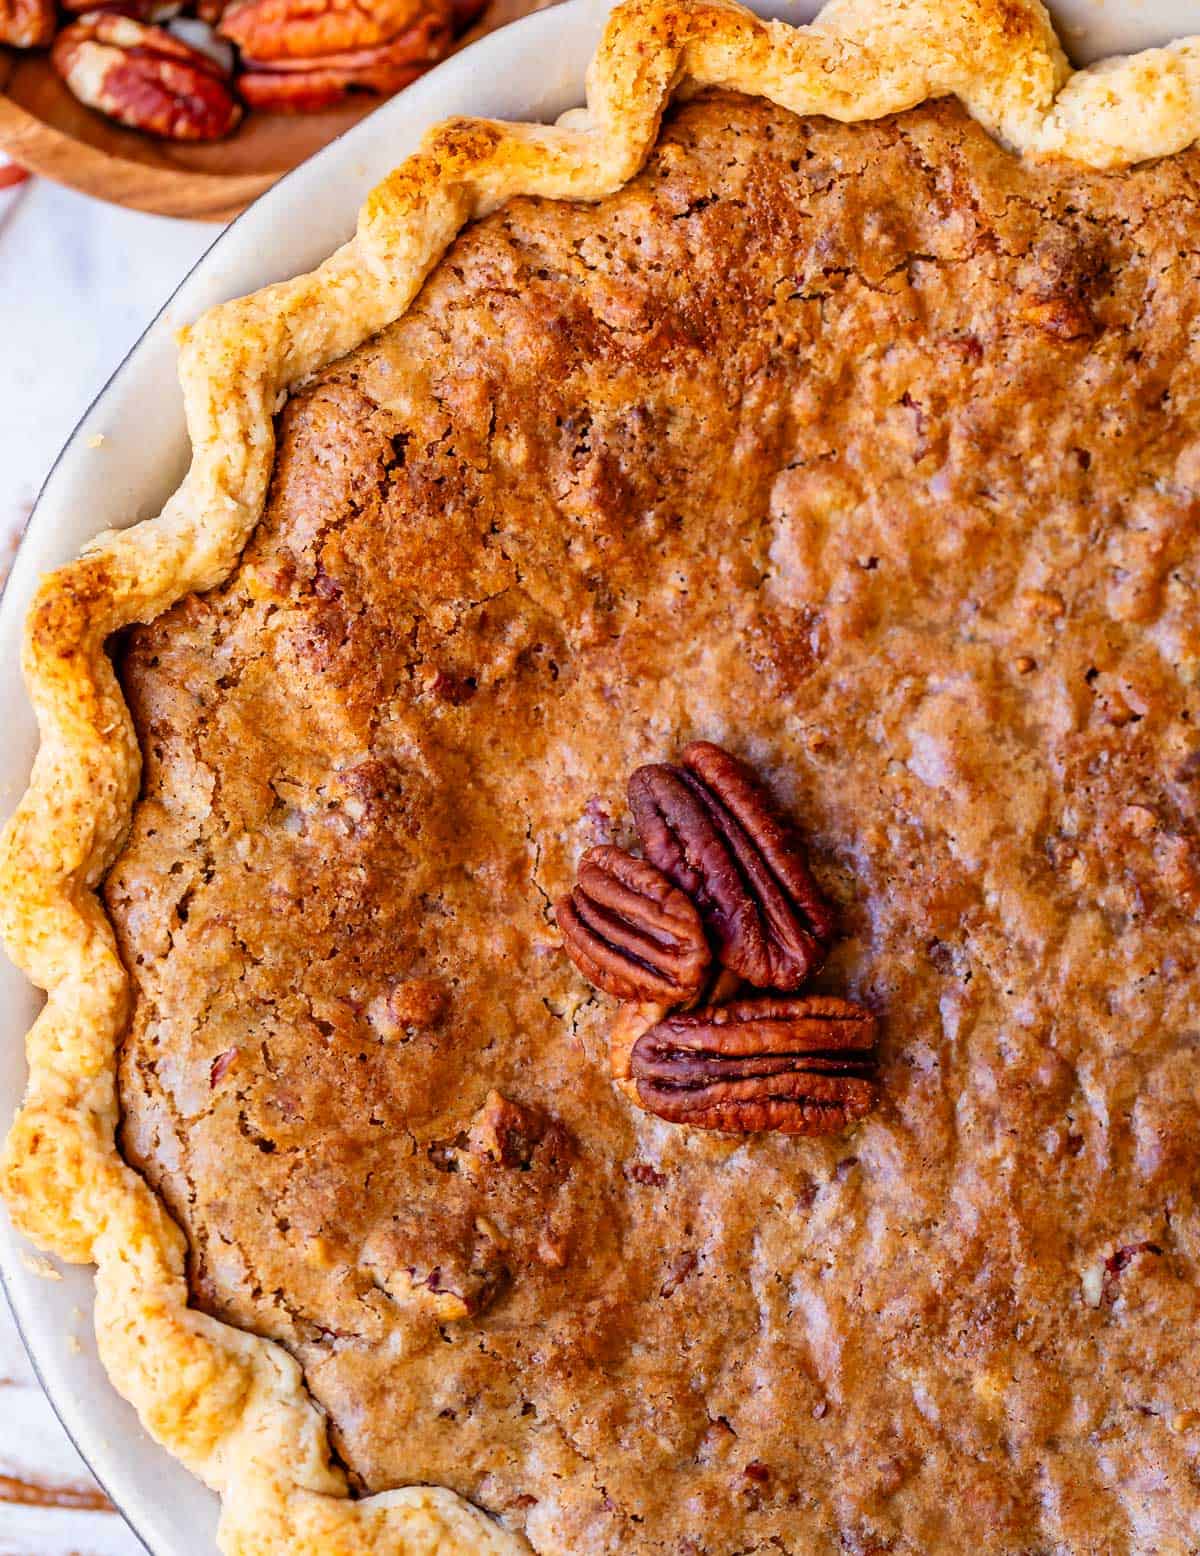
[52,13,242,140]
[556,741,880,1137]
[3,0,481,141]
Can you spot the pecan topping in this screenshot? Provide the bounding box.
[51,14,242,140]
[362,1215,507,1320]
[468,1089,546,1169]
[630,995,878,1135]
[556,844,710,1002]
[629,741,834,990]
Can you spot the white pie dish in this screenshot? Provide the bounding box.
[0,1,1196,1551]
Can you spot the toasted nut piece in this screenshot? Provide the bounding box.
[557,845,711,1004]
[629,741,834,991]
[0,0,55,49]
[51,14,242,140]
[361,1215,508,1320]
[630,995,879,1135]
[468,1090,547,1169]
[219,0,448,59]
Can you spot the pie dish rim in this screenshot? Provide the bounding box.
[3,0,1200,1551]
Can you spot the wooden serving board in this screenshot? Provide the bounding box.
[0,0,557,220]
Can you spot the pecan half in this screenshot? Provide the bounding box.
[629,741,834,991]
[236,51,423,110]
[0,0,55,49]
[630,995,878,1135]
[236,18,448,109]
[556,844,710,1003]
[219,0,446,57]
[51,15,242,140]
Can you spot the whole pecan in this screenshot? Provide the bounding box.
[0,0,55,49]
[630,995,878,1135]
[629,741,835,991]
[556,844,710,1003]
[51,14,242,140]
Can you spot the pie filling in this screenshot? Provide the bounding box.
[105,92,1200,1554]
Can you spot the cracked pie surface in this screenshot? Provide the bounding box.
[4,2,1200,1554]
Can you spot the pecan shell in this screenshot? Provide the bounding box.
[629,741,834,991]
[51,14,242,140]
[0,0,56,49]
[556,844,710,1003]
[630,995,878,1135]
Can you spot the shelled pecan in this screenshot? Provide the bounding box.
[557,845,710,1003]
[51,13,242,139]
[0,0,55,49]
[629,741,835,991]
[221,0,451,111]
[219,0,445,56]
[236,23,446,110]
[630,996,878,1135]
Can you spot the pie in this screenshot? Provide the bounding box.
[4,1,1200,1553]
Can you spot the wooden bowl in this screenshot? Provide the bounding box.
[0,0,552,219]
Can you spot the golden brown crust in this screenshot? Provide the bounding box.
[3,0,1200,1551]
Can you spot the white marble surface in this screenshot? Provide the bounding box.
[0,170,212,1556]
[0,173,211,557]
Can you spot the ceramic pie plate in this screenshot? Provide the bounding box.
[0,0,1196,1550]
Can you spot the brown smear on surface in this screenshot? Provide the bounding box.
[0,1471,114,1510]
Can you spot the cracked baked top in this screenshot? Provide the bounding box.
[101,86,1200,1554]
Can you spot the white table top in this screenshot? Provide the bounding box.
[0,170,212,1556]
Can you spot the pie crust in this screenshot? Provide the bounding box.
[3,1,1200,1551]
